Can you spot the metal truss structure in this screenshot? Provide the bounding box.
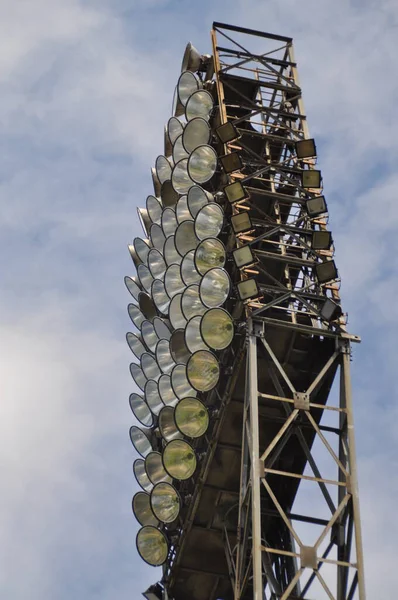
[146,22,366,600]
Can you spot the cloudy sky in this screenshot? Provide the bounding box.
[1,0,396,598]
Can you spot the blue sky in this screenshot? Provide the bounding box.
[1,0,397,598]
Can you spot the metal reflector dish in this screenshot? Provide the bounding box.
[162,439,197,480]
[201,308,234,350]
[153,317,171,341]
[161,180,179,208]
[155,155,173,185]
[127,332,147,359]
[133,458,153,493]
[156,341,176,375]
[177,71,202,106]
[151,280,170,315]
[137,264,154,294]
[171,159,193,194]
[175,397,209,438]
[161,207,178,238]
[138,292,158,321]
[150,482,181,524]
[175,220,199,256]
[181,42,202,73]
[164,235,182,266]
[129,392,154,427]
[128,304,146,329]
[132,492,158,527]
[158,374,179,407]
[130,426,153,457]
[194,237,226,275]
[133,238,151,264]
[150,224,166,252]
[181,250,201,286]
[125,276,142,301]
[146,195,163,225]
[158,406,183,442]
[172,134,189,164]
[137,207,151,236]
[165,264,185,298]
[152,167,162,197]
[194,203,224,239]
[199,267,231,308]
[181,285,207,320]
[185,316,208,353]
[170,329,191,364]
[167,116,184,145]
[146,451,172,485]
[128,243,142,269]
[186,350,220,392]
[171,364,197,399]
[145,380,164,415]
[185,90,214,121]
[141,352,162,381]
[130,362,147,392]
[169,293,187,329]
[182,117,211,153]
[148,249,167,280]
[141,320,159,353]
[187,185,213,217]
[176,195,191,223]
[136,526,168,566]
[187,145,217,184]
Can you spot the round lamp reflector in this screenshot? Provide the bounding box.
[161,207,178,238]
[167,116,184,145]
[171,158,193,194]
[129,426,153,457]
[194,203,224,239]
[129,392,154,427]
[141,320,159,353]
[201,308,234,350]
[155,155,172,185]
[133,458,153,493]
[188,144,217,184]
[145,380,164,416]
[187,350,220,392]
[175,220,199,257]
[138,292,158,321]
[156,340,176,375]
[181,284,207,321]
[158,406,183,442]
[185,316,208,353]
[130,362,147,392]
[175,397,209,438]
[182,117,211,153]
[187,185,213,217]
[181,250,201,286]
[150,482,181,524]
[150,223,166,252]
[170,329,191,364]
[199,267,231,308]
[145,451,172,485]
[185,90,214,121]
[164,235,182,266]
[176,194,191,223]
[168,293,187,330]
[158,374,179,407]
[172,134,189,164]
[127,332,146,359]
[137,264,154,294]
[128,304,146,329]
[153,317,171,341]
[132,492,158,527]
[177,71,202,106]
[141,352,162,382]
[148,249,167,280]
[162,439,197,481]
[146,195,163,225]
[136,526,168,566]
[133,237,151,264]
[151,279,170,315]
[124,276,142,302]
[194,237,226,275]
[165,264,185,298]
[171,364,197,399]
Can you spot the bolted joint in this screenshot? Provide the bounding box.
[294,391,310,411]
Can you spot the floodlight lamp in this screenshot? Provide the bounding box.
[128,304,146,330]
[143,583,163,600]
[199,267,231,308]
[164,264,185,298]
[172,134,189,164]
[311,230,332,250]
[150,482,181,524]
[126,332,147,360]
[194,237,226,275]
[130,363,147,392]
[219,152,243,174]
[168,293,187,330]
[177,70,202,106]
[161,208,178,238]
[156,340,176,375]
[296,138,317,159]
[320,298,343,322]
[148,249,167,280]
[150,224,166,252]
[175,397,209,438]
[133,237,151,264]
[302,169,321,189]
[200,308,234,351]
[186,350,220,392]
[145,451,172,485]
[158,407,183,442]
[172,158,194,194]
[170,329,191,364]
[125,275,142,302]
[153,317,171,342]
[231,211,252,234]
[194,202,224,240]
[306,195,328,217]
[181,284,207,321]
[172,86,185,118]
[141,320,159,353]
[137,207,151,235]
[164,235,182,266]
[216,122,239,144]
[129,426,154,458]
[162,439,197,480]
[167,117,184,145]
[141,352,162,382]
[151,167,162,197]
[185,89,214,121]
[136,526,168,566]
[181,250,201,286]
[158,374,179,408]
[132,492,158,527]
[175,220,199,256]
[144,380,164,416]
[237,278,260,301]
[187,185,213,217]
[138,292,158,321]
[151,279,170,315]
[315,260,338,284]
[155,155,173,185]
[137,264,154,294]
[176,195,191,224]
[187,144,217,184]
[129,393,154,428]
[181,42,205,73]
[133,458,153,493]
[224,180,248,203]
[232,245,255,269]
[182,117,211,153]
[146,195,163,226]
[171,363,197,399]
[185,316,208,354]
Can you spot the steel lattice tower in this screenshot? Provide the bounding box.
[127,22,365,600]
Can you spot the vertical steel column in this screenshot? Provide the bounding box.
[341,342,366,599]
[247,321,264,600]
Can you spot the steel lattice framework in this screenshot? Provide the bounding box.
[129,22,365,600]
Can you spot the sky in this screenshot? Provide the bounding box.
[0,0,397,598]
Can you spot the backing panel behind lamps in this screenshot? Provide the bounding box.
[136,526,169,566]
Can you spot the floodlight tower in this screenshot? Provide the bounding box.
[125,22,365,600]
